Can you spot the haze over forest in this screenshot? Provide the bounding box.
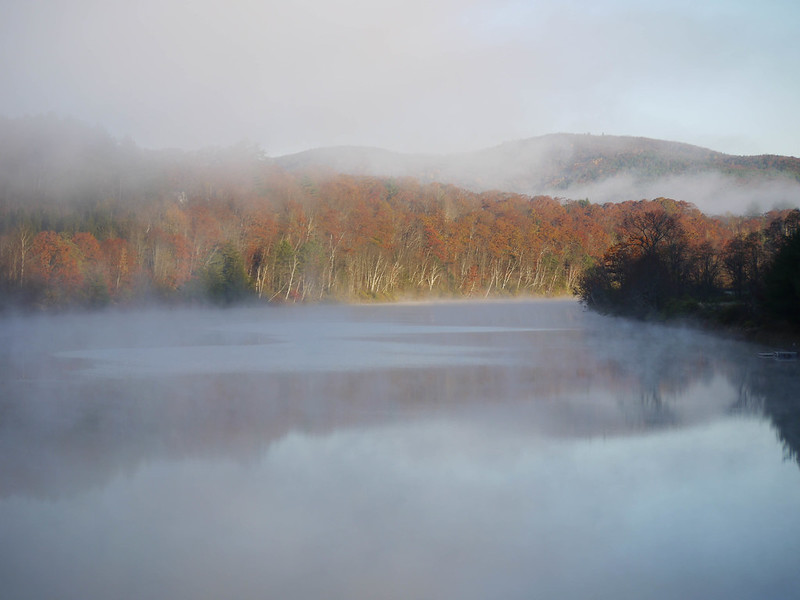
[3,0,798,216]
[3,115,800,216]
[1,114,799,321]
[277,134,800,216]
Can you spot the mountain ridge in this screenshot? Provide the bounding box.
[2,115,798,215]
[276,133,800,214]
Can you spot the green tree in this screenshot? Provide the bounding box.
[204,242,252,304]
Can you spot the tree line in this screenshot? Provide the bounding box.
[0,115,797,316]
[1,157,797,315]
[575,199,800,330]
[0,165,610,307]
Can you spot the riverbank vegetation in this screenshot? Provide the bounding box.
[575,201,800,336]
[1,116,798,322]
[0,165,619,308]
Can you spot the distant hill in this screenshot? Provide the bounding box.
[2,116,798,216]
[276,134,800,215]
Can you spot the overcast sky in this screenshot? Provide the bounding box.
[2,0,798,157]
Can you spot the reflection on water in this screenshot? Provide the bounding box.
[1,300,799,599]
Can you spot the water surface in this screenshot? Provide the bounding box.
[1,300,799,599]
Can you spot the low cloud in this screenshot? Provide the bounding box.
[550,172,800,215]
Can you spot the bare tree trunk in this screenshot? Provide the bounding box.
[18,228,31,286]
[285,254,299,301]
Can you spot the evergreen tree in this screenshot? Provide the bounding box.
[763,230,800,326]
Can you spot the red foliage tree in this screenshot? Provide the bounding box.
[29,231,84,303]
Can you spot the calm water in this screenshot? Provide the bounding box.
[1,300,799,600]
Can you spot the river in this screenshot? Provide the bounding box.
[1,299,799,599]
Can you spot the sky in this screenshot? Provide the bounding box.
[2,0,799,157]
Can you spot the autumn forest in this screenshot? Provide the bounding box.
[1,117,798,331]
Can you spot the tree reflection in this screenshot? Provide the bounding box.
[636,388,678,427]
[746,359,800,467]
[2,302,799,502]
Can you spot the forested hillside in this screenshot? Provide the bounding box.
[278,134,800,214]
[1,116,798,321]
[281,134,800,188]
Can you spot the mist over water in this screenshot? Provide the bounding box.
[1,300,799,599]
